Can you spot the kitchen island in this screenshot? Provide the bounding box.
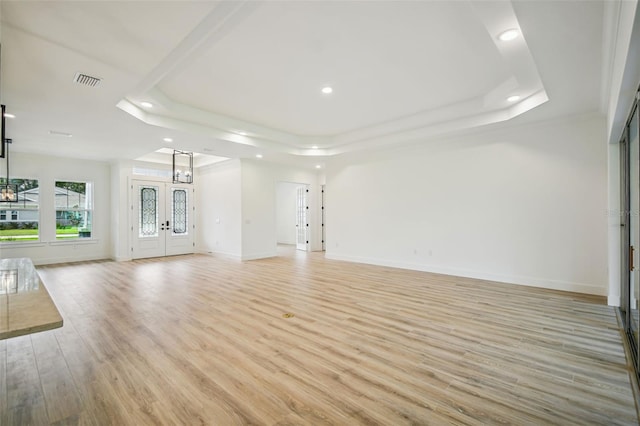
[0,257,63,340]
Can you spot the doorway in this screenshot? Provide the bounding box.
[276,182,310,252]
[132,180,194,259]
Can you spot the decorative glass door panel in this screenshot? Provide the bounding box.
[140,186,159,238]
[171,188,188,235]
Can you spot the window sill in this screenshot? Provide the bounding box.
[0,239,99,249]
[0,241,47,249]
[49,239,99,246]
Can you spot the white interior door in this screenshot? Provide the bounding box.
[296,186,309,251]
[132,180,194,259]
[321,185,325,252]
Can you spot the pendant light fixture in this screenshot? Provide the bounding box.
[0,104,16,202]
[172,150,193,184]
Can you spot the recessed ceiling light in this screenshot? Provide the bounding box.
[312,145,319,149]
[321,86,333,94]
[507,95,521,102]
[498,29,519,41]
[140,101,153,108]
[256,154,263,159]
[3,113,15,118]
[49,130,73,137]
[163,137,173,143]
[315,165,322,169]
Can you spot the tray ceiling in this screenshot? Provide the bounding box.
[0,0,604,163]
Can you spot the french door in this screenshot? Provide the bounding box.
[132,180,194,259]
[296,185,309,251]
[621,91,640,375]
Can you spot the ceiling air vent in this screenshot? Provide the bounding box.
[73,72,101,87]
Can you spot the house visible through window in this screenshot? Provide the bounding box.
[55,181,93,239]
[0,178,40,242]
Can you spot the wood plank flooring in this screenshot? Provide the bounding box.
[0,247,637,425]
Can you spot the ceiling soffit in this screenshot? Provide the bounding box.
[118,0,547,157]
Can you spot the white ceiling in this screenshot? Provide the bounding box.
[0,0,605,167]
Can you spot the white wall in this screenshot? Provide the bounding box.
[196,159,242,257]
[111,160,132,261]
[276,182,298,244]
[326,114,608,296]
[241,160,321,260]
[195,159,320,260]
[0,152,111,264]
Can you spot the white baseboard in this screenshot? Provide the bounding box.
[325,253,607,296]
[196,249,241,259]
[180,249,276,261]
[32,253,111,266]
[241,251,277,261]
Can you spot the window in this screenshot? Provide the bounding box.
[0,178,39,242]
[55,181,93,239]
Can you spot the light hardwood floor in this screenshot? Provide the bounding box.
[0,248,638,425]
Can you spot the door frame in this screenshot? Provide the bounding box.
[621,135,630,329]
[275,180,314,253]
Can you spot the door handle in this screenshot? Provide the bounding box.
[631,246,635,271]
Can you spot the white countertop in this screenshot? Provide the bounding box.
[0,258,63,340]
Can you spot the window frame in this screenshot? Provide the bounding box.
[0,177,41,243]
[54,180,94,240]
